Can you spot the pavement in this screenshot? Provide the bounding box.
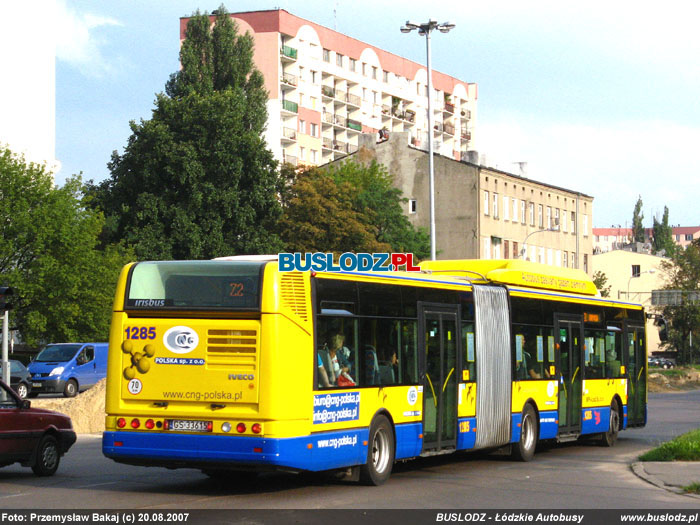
[632,461,700,498]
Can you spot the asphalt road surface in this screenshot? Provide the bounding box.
[2,390,700,511]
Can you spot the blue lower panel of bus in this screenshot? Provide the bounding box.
[104,423,423,472]
[457,418,477,450]
[510,411,558,443]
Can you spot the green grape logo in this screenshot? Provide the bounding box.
[122,339,156,380]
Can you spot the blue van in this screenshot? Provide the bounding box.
[28,343,108,398]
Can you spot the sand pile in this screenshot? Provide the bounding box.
[31,378,106,433]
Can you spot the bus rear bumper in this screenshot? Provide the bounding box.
[102,429,371,472]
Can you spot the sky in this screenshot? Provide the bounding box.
[50,0,700,228]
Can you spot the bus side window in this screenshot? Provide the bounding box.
[316,316,358,389]
[462,323,476,382]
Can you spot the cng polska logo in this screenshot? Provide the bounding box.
[163,326,199,354]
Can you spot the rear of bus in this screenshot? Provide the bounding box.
[102,259,316,472]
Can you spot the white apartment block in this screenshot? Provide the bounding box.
[180,9,477,168]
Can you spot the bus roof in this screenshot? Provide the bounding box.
[419,259,598,296]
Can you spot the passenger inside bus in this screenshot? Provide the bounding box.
[364,344,381,385]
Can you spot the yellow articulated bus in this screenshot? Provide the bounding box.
[103,257,649,485]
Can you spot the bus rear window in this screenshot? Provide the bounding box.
[125,261,264,310]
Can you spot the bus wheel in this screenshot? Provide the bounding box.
[601,402,620,447]
[360,415,394,486]
[512,404,538,462]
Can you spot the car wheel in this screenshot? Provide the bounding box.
[601,402,620,447]
[512,403,538,461]
[63,379,78,398]
[16,382,28,399]
[360,415,394,486]
[31,435,61,476]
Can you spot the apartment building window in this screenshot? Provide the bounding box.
[409,199,417,214]
[362,87,368,100]
[493,193,499,219]
[631,264,641,278]
[563,251,568,268]
[300,146,306,161]
[546,206,552,229]
[511,198,517,222]
[483,191,489,216]
[484,237,491,259]
[513,242,519,259]
[311,70,318,83]
[555,208,560,229]
[571,211,576,233]
[538,204,543,228]
[583,215,589,236]
[562,211,567,232]
[372,66,377,79]
[538,247,545,264]
[521,200,526,224]
[323,48,330,62]
[310,123,318,137]
[336,53,344,67]
[529,203,535,226]
[504,240,510,259]
[362,62,367,76]
[310,96,317,110]
[299,120,306,134]
[676,234,681,241]
[350,58,356,72]
[686,234,694,241]
[503,195,509,220]
[383,70,389,83]
[583,254,588,273]
[311,150,318,163]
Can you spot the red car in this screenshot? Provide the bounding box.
[0,379,76,476]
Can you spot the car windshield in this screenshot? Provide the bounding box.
[34,344,81,362]
[10,361,25,373]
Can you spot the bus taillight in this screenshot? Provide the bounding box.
[131,418,140,429]
[236,423,246,433]
[117,418,126,428]
[145,419,155,430]
[251,423,262,434]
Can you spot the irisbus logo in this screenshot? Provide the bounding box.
[278,252,421,272]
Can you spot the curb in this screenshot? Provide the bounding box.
[631,462,700,499]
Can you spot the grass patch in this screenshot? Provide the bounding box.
[684,482,700,494]
[655,369,686,378]
[639,429,700,461]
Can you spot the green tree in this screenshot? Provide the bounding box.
[323,160,430,259]
[279,161,430,258]
[652,206,675,257]
[89,6,282,260]
[0,147,131,345]
[632,195,645,243]
[659,241,700,364]
[592,270,611,298]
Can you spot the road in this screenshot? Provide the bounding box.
[1,391,700,511]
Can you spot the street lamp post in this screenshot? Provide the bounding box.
[401,20,455,261]
[626,269,656,300]
[518,227,560,260]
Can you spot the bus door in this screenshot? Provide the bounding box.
[419,304,459,453]
[555,315,583,435]
[624,323,646,427]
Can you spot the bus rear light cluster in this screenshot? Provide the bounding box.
[117,418,126,428]
[251,423,262,434]
[145,419,155,430]
[236,423,246,433]
[130,418,140,429]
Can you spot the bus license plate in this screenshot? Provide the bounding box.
[168,420,211,432]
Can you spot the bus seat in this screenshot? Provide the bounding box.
[379,364,395,385]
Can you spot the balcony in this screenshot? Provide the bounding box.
[460,109,471,119]
[381,104,391,116]
[333,114,347,128]
[443,123,455,136]
[333,140,348,153]
[322,85,335,99]
[334,90,346,105]
[348,143,359,154]
[280,72,298,90]
[281,127,297,142]
[444,102,455,114]
[404,109,416,123]
[280,45,297,61]
[322,136,333,150]
[347,119,362,132]
[346,93,361,107]
[282,153,298,166]
[281,99,298,113]
[322,111,335,125]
